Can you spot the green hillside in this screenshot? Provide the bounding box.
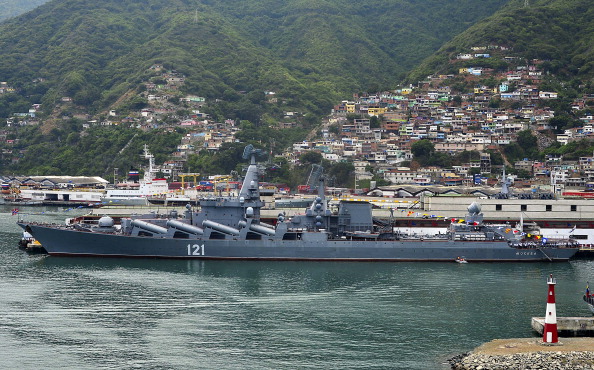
[0,0,510,121]
[408,0,594,83]
[0,0,48,22]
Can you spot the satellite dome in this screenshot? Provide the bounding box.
[246,207,254,218]
[98,216,115,227]
[467,202,482,214]
[316,197,322,203]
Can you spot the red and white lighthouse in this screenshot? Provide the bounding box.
[542,274,558,344]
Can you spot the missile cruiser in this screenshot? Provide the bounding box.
[18,145,580,262]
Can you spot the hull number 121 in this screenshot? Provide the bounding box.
[187,244,205,256]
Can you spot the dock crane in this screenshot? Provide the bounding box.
[178,173,200,195]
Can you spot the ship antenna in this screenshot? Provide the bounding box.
[242,144,264,165]
[142,144,156,182]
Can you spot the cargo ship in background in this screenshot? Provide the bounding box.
[100,144,169,206]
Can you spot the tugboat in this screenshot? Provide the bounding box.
[18,231,47,254]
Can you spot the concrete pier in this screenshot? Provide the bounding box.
[449,338,594,369]
[532,317,594,337]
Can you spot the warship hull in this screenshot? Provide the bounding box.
[20,223,578,262]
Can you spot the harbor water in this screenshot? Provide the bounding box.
[1,206,594,369]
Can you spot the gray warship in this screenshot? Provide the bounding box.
[18,146,580,262]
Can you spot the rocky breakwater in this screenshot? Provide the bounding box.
[449,338,594,369]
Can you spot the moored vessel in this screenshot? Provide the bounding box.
[18,146,580,262]
[100,144,169,205]
[18,231,47,254]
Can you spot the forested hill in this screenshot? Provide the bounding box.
[408,0,594,83]
[0,0,48,22]
[0,0,510,120]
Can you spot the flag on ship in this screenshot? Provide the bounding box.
[128,167,140,181]
[587,282,590,297]
[11,208,19,215]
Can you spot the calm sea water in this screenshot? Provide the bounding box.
[1,206,594,369]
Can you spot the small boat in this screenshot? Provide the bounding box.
[456,256,468,264]
[584,283,594,315]
[18,231,47,254]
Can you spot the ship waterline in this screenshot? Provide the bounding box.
[19,222,578,261]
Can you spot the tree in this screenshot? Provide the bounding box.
[328,124,340,135]
[503,142,525,162]
[426,152,452,167]
[300,151,323,165]
[516,169,532,179]
[411,139,435,159]
[369,115,381,129]
[517,130,538,157]
[328,162,355,187]
[489,98,501,108]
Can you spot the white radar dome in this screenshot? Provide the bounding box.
[98,216,115,227]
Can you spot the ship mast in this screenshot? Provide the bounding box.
[142,144,157,182]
